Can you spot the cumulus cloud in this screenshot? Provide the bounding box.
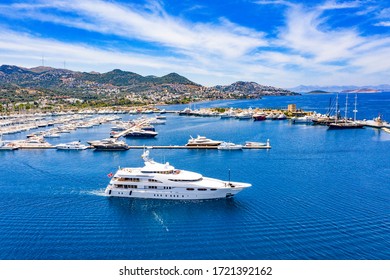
[0,0,267,59]
[0,0,389,87]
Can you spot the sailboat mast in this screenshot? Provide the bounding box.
[353,94,358,122]
[335,94,339,123]
[344,94,348,123]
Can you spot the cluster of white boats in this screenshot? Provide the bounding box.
[0,114,122,135]
[186,135,270,150]
[179,106,287,121]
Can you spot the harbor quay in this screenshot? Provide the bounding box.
[1,102,389,152]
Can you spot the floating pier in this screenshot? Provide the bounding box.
[10,145,271,150]
[127,145,271,150]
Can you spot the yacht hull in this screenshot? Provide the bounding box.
[105,181,250,200]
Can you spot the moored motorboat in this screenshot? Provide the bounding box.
[217,142,243,150]
[0,135,18,150]
[291,115,314,124]
[12,136,53,149]
[123,128,158,138]
[245,139,270,148]
[105,150,251,200]
[253,113,266,121]
[56,141,89,150]
[90,138,129,150]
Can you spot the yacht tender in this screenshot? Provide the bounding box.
[105,150,251,200]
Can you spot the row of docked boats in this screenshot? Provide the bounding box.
[179,107,287,121]
[0,136,128,151]
[0,113,121,135]
[185,135,270,150]
[291,94,390,130]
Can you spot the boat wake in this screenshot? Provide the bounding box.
[152,211,170,232]
[82,189,108,197]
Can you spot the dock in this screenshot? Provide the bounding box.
[11,145,271,150]
[127,145,271,149]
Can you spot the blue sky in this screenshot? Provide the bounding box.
[0,0,389,87]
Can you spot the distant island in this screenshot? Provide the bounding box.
[290,84,390,93]
[0,65,297,112]
[341,88,381,93]
[308,90,330,94]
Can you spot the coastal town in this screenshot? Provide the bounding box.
[0,65,296,113]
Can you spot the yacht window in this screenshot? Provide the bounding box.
[186,188,194,191]
[148,179,162,183]
[198,188,207,191]
[169,178,202,182]
[121,178,140,182]
[210,188,217,191]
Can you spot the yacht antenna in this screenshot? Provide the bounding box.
[228,169,231,184]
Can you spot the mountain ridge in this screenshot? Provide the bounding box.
[0,64,297,107]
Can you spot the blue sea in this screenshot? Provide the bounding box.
[0,93,389,260]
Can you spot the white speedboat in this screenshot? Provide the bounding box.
[291,116,313,123]
[245,139,270,148]
[56,141,89,150]
[13,137,53,149]
[186,135,222,146]
[44,132,61,138]
[105,150,251,200]
[0,135,18,150]
[217,142,243,150]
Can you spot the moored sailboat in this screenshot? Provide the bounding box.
[328,94,364,129]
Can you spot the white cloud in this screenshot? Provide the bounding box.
[374,21,390,27]
[0,28,180,70]
[0,0,266,59]
[0,0,389,87]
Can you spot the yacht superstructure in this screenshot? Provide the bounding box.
[105,150,251,200]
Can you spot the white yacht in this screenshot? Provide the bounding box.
[217,142,243,150]
[13,136,53,149]
[105,150,251,200]
[56,141,89,150]
[245,139,270,148]
[89,138,129,150]
[0,135,18,150]
[291,115,314,124]
[186,135,222,146]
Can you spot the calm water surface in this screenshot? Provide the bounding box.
[0,93,389,259]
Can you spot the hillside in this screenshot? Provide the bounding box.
[214,81,295,97]
[0,65,297,109]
